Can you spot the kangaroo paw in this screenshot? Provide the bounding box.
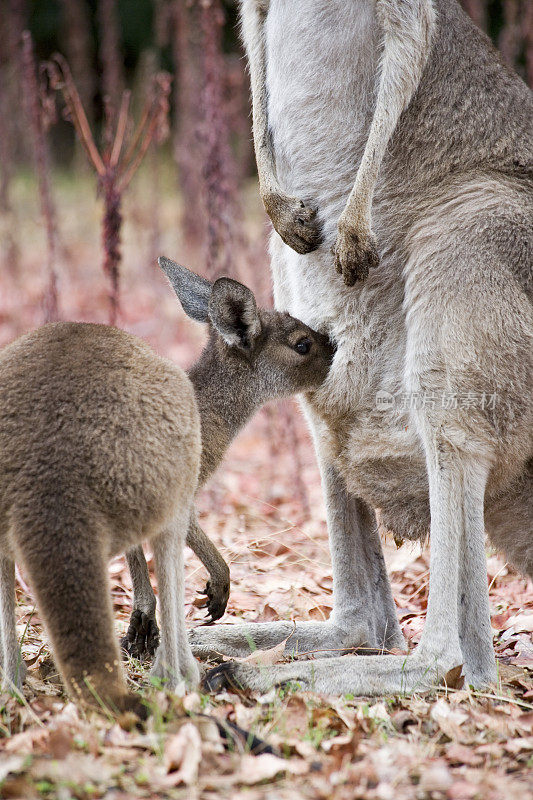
[121,609,159,659]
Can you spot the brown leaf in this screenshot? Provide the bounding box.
[431,699,469,741]
[308,604,333,621]
[446,743,482,766]
[0,775,39,799]
[163,723,202,786]
[47,725,74,759]
[418,761,453,793]
[241,636,289,666]
[256,603,278,622]
[447,780,479,800]
[507,613,533,633]
[443,664,465,689]
[231,753,308,784]
[504,736,533,755]
[0,755,26,783]
[516,713,533,734]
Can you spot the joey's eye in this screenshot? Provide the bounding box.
[294,337,312,355]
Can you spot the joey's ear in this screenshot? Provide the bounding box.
[208,278,261,349]
[158,256,212,322]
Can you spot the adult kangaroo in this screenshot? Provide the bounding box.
[193,0,533,696]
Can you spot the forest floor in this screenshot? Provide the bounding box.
[0,173,532,799]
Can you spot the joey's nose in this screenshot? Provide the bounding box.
[319,333,336,366]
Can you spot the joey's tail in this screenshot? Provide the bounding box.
[11,505,137,712]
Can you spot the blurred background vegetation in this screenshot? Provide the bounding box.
[4,1,532,171]
[0,0,531,325]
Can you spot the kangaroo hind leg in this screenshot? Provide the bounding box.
[0,555,26,691]
[152,510,200,691]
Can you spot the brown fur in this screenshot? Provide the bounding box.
[0,262,333,712]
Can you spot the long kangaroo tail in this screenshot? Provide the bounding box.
[485,458,533,581]
[12,503,143,714]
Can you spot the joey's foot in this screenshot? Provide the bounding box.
[263,191,322,254]
[190,620,375,661]
[196,577,230,623]
[121,609,159,659]
[334,223,379,286]
[202,661,243,694]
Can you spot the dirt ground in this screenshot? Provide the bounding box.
[0,174,532,799]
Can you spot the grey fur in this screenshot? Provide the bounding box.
[192,0,533,696]
[159,257,212,322]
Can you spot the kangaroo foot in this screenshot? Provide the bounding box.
[121,609,159,659]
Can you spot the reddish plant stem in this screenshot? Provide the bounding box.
[59,0,95,128]
[0,66,19,274]
[110,91,131,168]
[45,55,171,323]
[50,54,106,175]
[460,0,487,31]
[100,170,122,326]
[97,0,125,125]
[199,0,240,280]
[7,0,32,162]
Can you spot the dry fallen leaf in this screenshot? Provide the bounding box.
[231,753,309,784]
[443,664,465,689]
[419,761,453,793]
[240,635,290,666]
[506,614,533,633]
[163,722,202,786]
[0,755,26,784]
[431,699,469,742]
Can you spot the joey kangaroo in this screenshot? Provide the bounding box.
[0,257,333,711]
[122,258,333,658]
[192,0,533,696]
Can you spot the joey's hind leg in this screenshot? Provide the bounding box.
[191,465,405,661]
[122,546,159,659]
[333,0,435,284]
[0,556,26,691]
[15,515,144,715]
[123,516,231,659]
[151,515,199,691]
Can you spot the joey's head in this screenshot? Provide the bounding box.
[158,257,334,402]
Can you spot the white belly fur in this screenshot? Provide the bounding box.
[265,1,430,537]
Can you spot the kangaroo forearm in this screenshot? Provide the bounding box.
[186,517,230,587]
[341,0,435,229]
[241,0,278,195]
